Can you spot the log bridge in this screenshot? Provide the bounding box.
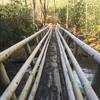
[0,24,100,100]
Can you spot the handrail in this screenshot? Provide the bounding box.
[28,30,52,100]
[55,28,83,100]
[0,24,51,63]
[0,28,51,100]
[0,24,99,100]
[56,27,99,100]
[56,30,76,100]
[57,24,100,64]
[18,28,52,100]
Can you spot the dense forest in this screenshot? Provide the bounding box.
[0,0,100,51]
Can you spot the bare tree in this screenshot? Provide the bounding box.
[32,0,35,24]
[85,0,88,34]
[40,0,48,25]
[53,0,56,24]
[66,0,68,28]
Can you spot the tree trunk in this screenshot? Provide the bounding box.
[54,0,56,24]
[66,0,68,28]
[32,0,35,24]
[40,0,47,25]
[85,0,88,34]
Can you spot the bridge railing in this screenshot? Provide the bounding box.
[57,24,100,64]
[56,25,99,100]
[0,24,52,100]
[0,25,50,62]
[57,24,100,97]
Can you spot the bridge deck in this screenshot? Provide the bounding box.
[0,25,99,100]
[35,32,67,100]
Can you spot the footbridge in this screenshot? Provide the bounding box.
[0,24,100,100]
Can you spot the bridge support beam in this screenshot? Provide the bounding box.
[23,36,32,56]
[0,63,10,86]
[92,65,100,98]
[0,63,17,100]
[56,27,99,100]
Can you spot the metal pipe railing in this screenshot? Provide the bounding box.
[57,24,100,64]
[28,30,52,100]
[18,28,52,100]
[55,28,83,100]
[0,28,51,100]
[0,25,50,63]
[57,28,99,100]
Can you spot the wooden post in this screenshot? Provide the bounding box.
[57,28,99,100]
[0,63,10,86]
[36,37,39,44]
[23,36,32,56]
[92,64,100,98]
[23,36,35,66]
[0,30,50,100]
[0,25,49,63]
[0,63,17,100]
[73,43,79,57]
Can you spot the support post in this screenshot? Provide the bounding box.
[92,64,100,98]
[36,37,39,44]
[0,63,17,100]
[23,36,32,56]
[0,63,10,86]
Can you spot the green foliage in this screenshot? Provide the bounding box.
[58,7,66,26]
[56,0,100,51]
[68,0,85,32]
[0,1,33,50]
[74,1,85,30]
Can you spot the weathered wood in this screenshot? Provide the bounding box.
[92,64,100,98]
[0,25,50,63]
[58,25,100,64]
[0,29,50,100]
[56,31,76,100]
[23,36,32,56]
[0,63,10,86]
[0,63,17,100]
[57,28,99,100]
[56,29,83,100]
[18,28,52,100]
[28,32,51,100]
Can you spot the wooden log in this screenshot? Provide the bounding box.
[18,28,52,100]
[92,64,100,98]
[57,28,99,100]
[0,25,50,63]
[55,29,83,100]
[36,37,39,44]
[58,25,100,64]
[28,32,51,100]
[56,31,76,100]
[0,29,50,100]
[0,63,10,86]
[23,36,32,56]
[0,63,17,100]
